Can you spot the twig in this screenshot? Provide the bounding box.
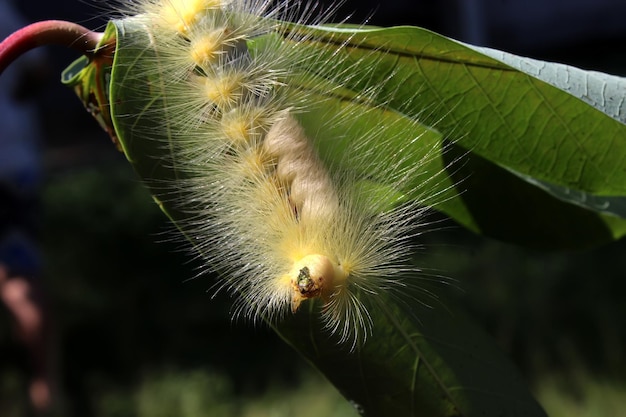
[0,20,103,75]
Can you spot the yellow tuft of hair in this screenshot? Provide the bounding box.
[235,147,273,178]
[220,107,268,145]
[189,29,227,66]
[203,71,245,110]
[160,0,223,33]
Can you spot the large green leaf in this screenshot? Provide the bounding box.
[284,24,626,195]
[273,24,626,247]
[80,17,551,417]
[293,91,626,249]
[461,44,626,219]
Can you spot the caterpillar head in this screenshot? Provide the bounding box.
[288,254,347,313]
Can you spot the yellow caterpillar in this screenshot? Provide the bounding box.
[114,0,445,347]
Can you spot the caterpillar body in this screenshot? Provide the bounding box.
[112,0,447,347]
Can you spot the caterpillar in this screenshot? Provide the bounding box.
[109,0,450,347]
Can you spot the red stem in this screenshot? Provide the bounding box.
[0,20,103,75]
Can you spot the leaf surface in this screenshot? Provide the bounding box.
[287,24,626,194]
[91,17,551,416]
[275,286,547,417]
[273,23,626,247]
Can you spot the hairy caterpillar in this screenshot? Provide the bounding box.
[110,0,449,347]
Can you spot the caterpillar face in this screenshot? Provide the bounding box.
[288,253,348,312]
[115,0,439,346]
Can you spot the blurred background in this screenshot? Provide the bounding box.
[1,0,625,415]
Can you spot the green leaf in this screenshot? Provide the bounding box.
[463,44,626,218]
[88,16,551,417]
[285,24,626,194]
[292,88,474,229]
[61,23,117,145]
[279,72,624,249]
[105,20,188,223]
[466,45,626,125]
[271,23,626,247]
[275,285,547,417]
[441,142,626,249]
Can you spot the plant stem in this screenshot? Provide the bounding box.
[0,20,103,75]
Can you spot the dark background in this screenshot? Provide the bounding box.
[2,0,626,415]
